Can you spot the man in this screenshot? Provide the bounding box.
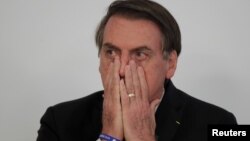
[37,0,237,141]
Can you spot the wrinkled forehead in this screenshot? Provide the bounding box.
[103,15,163,52]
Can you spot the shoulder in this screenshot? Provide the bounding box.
[176,88,237,124]
[42,90,103,127]
[38,91,103,140]
[51,90,103,112]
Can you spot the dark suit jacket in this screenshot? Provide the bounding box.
[37,80,237,141]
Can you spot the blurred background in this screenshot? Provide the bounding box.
[0,0,249,141]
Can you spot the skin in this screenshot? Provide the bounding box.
[99,15,177,141]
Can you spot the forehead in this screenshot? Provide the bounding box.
[103,15,163,51]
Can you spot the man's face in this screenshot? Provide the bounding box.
[99,15,175,101]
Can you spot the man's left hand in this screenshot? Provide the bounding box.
[119,60,161,141]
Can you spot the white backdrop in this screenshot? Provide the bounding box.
[0,0,249,141]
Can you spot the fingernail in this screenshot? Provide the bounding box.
[115,56,118,61]
[129,59,135,65]
[125,65,130,71]
[137,66,142,71]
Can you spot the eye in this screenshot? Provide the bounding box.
[134,51,147,61]
[105,48,116,58]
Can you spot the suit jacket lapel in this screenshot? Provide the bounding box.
[155,80,186,141]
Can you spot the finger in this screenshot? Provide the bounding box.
[112,56,121,102]
[150,99,161,130]
[150,99,161,114]
[103,62,115,111]
[130,60,141,99]
[103,62,114,99]
[125,64,134,95]
[137,66,149,102]
[104,62,114,90]
[120,79,129,109]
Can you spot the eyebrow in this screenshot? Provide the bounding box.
[102,42,152,53]
[132,46,152,53]
[102,43,120,51]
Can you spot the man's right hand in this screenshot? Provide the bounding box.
[101,57,123,140]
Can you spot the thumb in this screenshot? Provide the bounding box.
[150,99,161,113]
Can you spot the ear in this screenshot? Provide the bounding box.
[165,51,178,79]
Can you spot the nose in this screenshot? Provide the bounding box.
[119,53,130,78]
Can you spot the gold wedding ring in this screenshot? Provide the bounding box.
[128,93,135,98]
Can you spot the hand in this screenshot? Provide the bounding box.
[101,57,123,140]
[120,60,161,141]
